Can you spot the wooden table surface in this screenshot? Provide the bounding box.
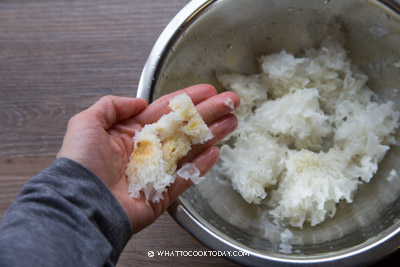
[1,1,398,266]
[0,1,238,266]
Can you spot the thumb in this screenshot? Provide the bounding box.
[83,95,147,129]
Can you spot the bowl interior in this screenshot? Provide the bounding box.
[152,0,400,259]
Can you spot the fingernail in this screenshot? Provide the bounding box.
[216,115,238,137]
[223,97,235,110]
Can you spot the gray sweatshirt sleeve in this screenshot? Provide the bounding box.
[0,157,133,267]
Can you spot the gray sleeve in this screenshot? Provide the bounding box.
[0,157,133,267]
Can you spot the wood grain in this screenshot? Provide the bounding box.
[0,0,190,157]
[0,1,237,266]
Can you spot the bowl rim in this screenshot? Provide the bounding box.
[168,199,400,266]
[137,0,214,101]
[137,0,400,265]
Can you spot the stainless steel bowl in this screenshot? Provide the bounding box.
[138,0,400,265]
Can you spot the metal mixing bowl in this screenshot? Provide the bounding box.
[138,0,400,265]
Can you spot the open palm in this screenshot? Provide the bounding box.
[57,84,239,233]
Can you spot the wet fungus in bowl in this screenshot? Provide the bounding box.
[137,0,400,266]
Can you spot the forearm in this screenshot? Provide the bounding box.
[0,158,132,267]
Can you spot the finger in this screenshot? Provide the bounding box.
[180,114,238,165]
[167,146,220,203]
[134,84,217,125]
[117,91,239,149]
[114,91,239,143]
[196,91,240,124]
[83,96,148,129]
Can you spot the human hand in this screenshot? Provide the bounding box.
[57,84,239,233]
